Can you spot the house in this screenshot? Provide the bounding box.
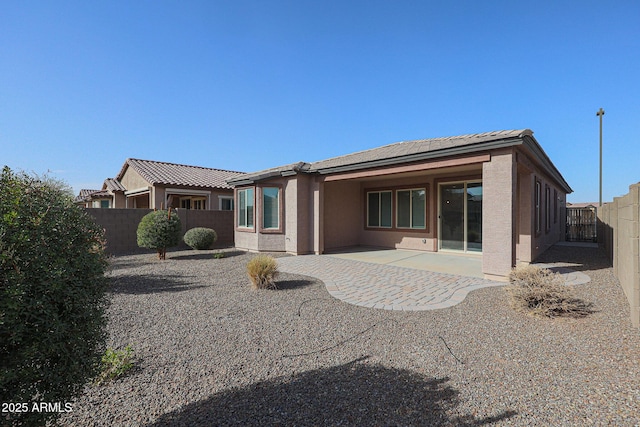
[75,189,110,208]
[77,159,245,210]
[227,129,572,279]
[75,179,127,208]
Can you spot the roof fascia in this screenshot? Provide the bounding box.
[227,162,311,186]
[115,160,131,181]
[312,138,525,175]
[522,136,573,193]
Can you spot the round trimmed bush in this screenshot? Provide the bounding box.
[183,227,217,250]
[136,209,181,259]
[0,167,109,426]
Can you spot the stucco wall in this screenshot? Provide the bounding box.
[598,184,640,327]
[120,167,150,191]
[515,149,567,264]
[323,180,361,250]
[234,177,295,253]
[482,150,517,277]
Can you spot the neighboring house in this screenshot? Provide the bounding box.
[566,202,598,209]
[75,188,113,208]
[75,179,127,208]
[77,159,245,210]
[227,129,572,279]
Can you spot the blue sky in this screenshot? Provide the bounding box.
[1,1,638,202]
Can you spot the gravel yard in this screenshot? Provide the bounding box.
[59,246,640,426]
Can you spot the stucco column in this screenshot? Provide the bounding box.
[517,169,533,263]
[482,150,517,279]
[311,178,324,254]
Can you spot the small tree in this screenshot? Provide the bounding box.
[136,209,181,260]
[0,167,109,426]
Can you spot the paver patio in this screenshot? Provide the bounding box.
[277,247,591,311]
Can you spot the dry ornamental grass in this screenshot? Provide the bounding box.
[247,255,278,289]
[506,265,593,318]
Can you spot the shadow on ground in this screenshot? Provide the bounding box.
[148,358,516,426]
[274,279,316,290]
[170,250,247,261]
[536,245,611,272]
[108,274,208,295]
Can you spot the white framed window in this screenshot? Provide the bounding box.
[262,187,280,230]
[237,188,254,228]
[367,191,392,228]
[396,188,426,229]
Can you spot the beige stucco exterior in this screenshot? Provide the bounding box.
[232,131,571,279]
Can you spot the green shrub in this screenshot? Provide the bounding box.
[0,167,109,426]
[184,227,217,250]
[506,265,592,318]
[96,345,135,385]
[136,209,181,259]
[247,255,278,289]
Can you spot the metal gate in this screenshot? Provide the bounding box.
[566,207,597,242]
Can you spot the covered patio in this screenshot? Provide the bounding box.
[324,246,483,278]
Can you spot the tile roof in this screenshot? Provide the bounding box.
[228,129,533,184]
[117,158,245,190]
[74,189,110,203]
[567,202,598,208]
[103,178,126,192]
[310,130,530,171]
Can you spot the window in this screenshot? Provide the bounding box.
[193,198,206,210]
[219,196,234,211]
[100,200,110,208]
[367,191,392,228]
[553,189,558,224]
[397,189,426,229]
[535,180,541,234]
[181,199,191,209]
[545,185,551,232]
[262,187,280,230]
[237,188,254,228]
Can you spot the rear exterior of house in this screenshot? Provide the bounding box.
[227,130,572,279]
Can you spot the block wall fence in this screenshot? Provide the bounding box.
[598,183,640,328]
[85,208,234,254]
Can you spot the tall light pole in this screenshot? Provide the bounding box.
[597,108,605,207]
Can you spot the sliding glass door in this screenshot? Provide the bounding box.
[439,182,482,252]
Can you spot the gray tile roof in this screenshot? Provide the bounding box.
[310,129,530,171]
[228,129,533,185]
[117,158,245,190]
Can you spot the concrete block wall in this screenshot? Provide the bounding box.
[598,183,640,328]
[86,208,234,255]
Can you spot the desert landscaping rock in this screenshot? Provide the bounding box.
[58,246,640,426]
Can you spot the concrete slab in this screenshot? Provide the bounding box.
[326,247,484,278]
